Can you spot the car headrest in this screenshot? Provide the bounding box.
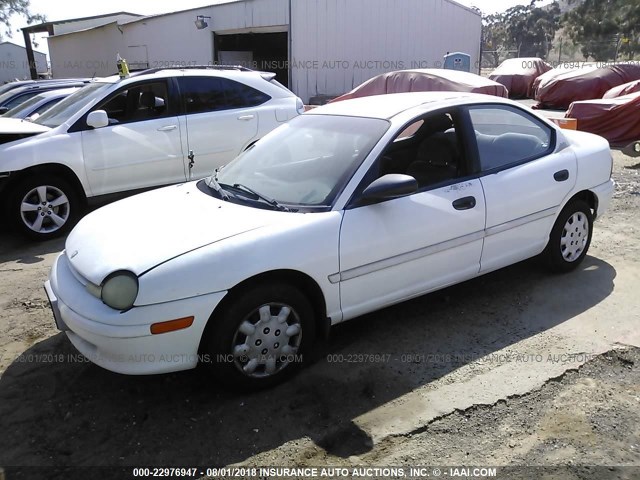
[416,135,456,167]
[140,91,156,109]
[424,113,454,135]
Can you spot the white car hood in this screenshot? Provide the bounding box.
[66,182,286,284]
[0,117,51,134]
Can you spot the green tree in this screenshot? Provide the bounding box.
[0,0,45,40]
[504,1,561,58]
[564,0,640,60]
[480,1,561,66]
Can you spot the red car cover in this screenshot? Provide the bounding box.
[603,79,640,99]
[534,63,640,109]
[331,69,508,102]
[489,57,552,98]
[566,92,640,145]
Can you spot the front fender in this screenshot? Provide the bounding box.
[135,211,343,320]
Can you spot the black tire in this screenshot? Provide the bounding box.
[8,175,81,241]
[543,199,593,273]
[201,282,316,390]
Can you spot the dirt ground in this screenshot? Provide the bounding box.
[0,149,639,480]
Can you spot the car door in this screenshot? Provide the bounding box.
[80,79,186,196]
[176,76,265,180]
[466,104,577,273]
[338,111,486,321]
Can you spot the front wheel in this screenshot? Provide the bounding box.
[201,282,316,390]
[543,199,593,273]
[9,176,81,241]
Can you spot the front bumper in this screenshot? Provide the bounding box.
[45,252,227,375]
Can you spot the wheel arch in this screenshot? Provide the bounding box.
[563,190,598,219]
[4,163,87,205]
[199,269,330,350]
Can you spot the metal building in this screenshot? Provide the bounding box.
[23,0,481,102]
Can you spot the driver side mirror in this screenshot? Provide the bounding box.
[86,110,109,129]
[361,174,418,202]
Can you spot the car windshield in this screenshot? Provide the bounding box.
[0,88,28,107]
[2,92,55,118]
[33,82,112,128]
[211,114,389,209]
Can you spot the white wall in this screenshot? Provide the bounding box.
[290,0,482,102]
[122,9,216,69]
[209,0,289,32]
[48,23,125,78]
[0,43,47,83]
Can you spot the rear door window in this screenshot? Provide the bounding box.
[177,77,270,114]
[468,106,554,172]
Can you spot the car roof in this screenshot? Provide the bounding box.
[35,87,81,98]
[98,67,269,84]
[308,92,518,120]
[10,82,86,93]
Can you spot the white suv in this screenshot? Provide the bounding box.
[0,67,303,240]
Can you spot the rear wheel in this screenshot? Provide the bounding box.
[201,282,315,390]
[9,176,81,241]
[543,200,593,273]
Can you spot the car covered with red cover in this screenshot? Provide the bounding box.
[603,79,640,99]
[534,62,640,109]
[566,92,640,145]
[331,69,508,102]
[489,57,552,98]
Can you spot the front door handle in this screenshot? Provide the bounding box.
[237,115,255,121]
[554,169,569,182]
[157,125,177,132]
[452,196,476,210]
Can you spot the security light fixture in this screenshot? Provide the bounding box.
[195,15,211,30]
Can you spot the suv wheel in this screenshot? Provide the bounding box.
[9,176,81,240]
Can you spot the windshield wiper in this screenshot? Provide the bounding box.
[208,168,229,201]
[230,183,290,212]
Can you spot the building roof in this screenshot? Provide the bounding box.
[0,41,46,55]
[120,1,244,26]
[21,12,142,34]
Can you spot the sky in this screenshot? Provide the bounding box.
[6,0,555,58]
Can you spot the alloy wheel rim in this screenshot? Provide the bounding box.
[20,185,70,234]
[560,212,589,262]
[231,302,302,378]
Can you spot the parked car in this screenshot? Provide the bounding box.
[1,87,80,120]
[602,79,640,99]
[331,69,508,102]
[0,67,303,240]
[0,80,88,114]
[0,78,89,97]
[534,62,640,109]
[566,92,640,145]
[45,92,615,389]
[488,57,551,99]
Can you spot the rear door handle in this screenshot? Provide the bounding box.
[237,115,255,121]
[157,125,177,132]
[554,169,569,182]
[452,196,476,210]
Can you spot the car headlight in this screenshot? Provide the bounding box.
[101,271,138,310]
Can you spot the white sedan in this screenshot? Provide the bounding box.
[45,92,615,389]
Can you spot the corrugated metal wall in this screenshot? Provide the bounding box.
[290,0,481,102]
[210,0,289,32]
